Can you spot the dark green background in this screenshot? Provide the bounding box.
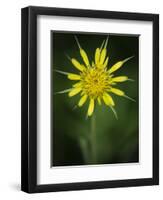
[52,31,139,166]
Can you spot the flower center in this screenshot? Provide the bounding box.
[81,67,111,99]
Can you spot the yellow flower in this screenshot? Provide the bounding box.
[56,36,135,118]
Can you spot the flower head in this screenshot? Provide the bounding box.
[56,36,135,118]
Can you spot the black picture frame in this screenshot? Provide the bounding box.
[21,6,159,193]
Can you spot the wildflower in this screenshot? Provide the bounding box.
[56,36,135,118]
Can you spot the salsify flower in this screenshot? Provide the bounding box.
[56,36,135,118]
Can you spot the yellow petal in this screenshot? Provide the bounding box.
[78,95,88,107]
[100,48,107,64]
[108,61,123,74]
[68,87,81,97]
[92,61,95,67]
[103,57,109,68]
[103,93,115,106]
[87,99,94,116]
[73,82,82,88]
[108,56,134,74]
[68,73,81,80]
[97,97,101,105]
[80,49,90,66]
[95,48,100,64]
[111,76,128,82]
[71,58,86,71]
[110,88,124,96]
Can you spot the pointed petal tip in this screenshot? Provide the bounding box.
[104,36,109,48]
[110,106,118,120]
[65,53,71,61]
[74,35,81,49]
[55,69,69,75]
[72,105,78,110]
[54,88,72,95]
[123,55,135,63]
[100,40,105,51]
[124,95,136,102]
[128,78,135,82]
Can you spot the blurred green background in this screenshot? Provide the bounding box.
[52,31,139,166]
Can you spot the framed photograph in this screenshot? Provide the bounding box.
[21,6,159,193]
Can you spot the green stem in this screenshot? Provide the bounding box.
[90,114,96,163]
[79,137,89,164]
